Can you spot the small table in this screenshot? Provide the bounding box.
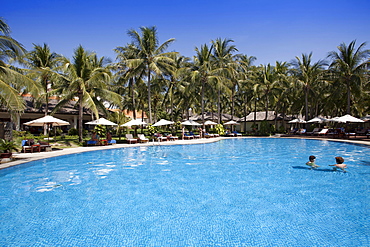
[32,144,41,152]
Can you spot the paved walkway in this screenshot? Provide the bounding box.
[1,136,369,170]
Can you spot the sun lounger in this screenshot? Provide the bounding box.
[107,140,116,144]
[315,129,329,135]
[296,129,306,135]
[307,128,320,135]
[190,132,200,139]
[232,131,242,136]
[204,133,214,138]
[86,140,98,146]
[21,140,33,153]
[183,133,194,139]
[138,134,149,143]
[125,134,138,144]
[167,135,178,141]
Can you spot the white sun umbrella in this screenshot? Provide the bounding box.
[307,117,327,123]
[204,120,218,125]
[329,114,365,123]
[85,118,117,126]
[24,115,70,127]
[181,120,201,126]
[288,118,307,123]
[153,119,175,127]
[121,119,147,127]
[24,115,70,143]
[224,120,240,125]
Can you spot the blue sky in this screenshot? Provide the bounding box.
[3,0,370,65]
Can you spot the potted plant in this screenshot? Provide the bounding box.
[0,139,19,158]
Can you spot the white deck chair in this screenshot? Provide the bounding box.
[125,134,138,144]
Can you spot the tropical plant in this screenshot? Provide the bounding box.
[327,40,370,115]
[0,18,41,117]
[0,139,19,153]
[22,43,62,115]
[125,26,176,123]
[291,53,327,121]
[54,45,122,142]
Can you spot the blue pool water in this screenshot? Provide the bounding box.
[0,138,369,246]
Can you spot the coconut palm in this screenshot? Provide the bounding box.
[125,26,176,123]
[291,53,327,121]
[23,43,62,116]
[192,44,220,126]
[253,64,281,120]
[0,18,41,125]
[327,40,370,114]
[212,38,238,121]
[54,45,122,142]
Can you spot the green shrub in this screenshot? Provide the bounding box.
[68,128,78,135]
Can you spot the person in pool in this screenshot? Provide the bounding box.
[329,156,347,172]
[306,155,319,169]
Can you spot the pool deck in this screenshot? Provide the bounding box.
[1,135,369,170]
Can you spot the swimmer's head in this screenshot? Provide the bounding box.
[309,155,316,162]
[335,156,344,164]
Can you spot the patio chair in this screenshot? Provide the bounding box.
[204,133,214,138]
[307,128,320,135]
[190,132,200,139]
[138,134,149,143]
[183,133,194,139]
[107,140,116,144]
[232,131,242,136]
[38,141,52,151]
[125,134,138,144]
[86,140,98,146]
[315,129,329,136]
[21,140,33,153]
[296,129,306,135]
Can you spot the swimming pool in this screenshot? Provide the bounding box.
[0,138,369,246]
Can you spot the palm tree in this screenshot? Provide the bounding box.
[23,43,62,116]
[253,64,281,120]
[162,53,191,121]
[212,38,237,121]
[54,45,122,142]
[192,44,219,126]
[125,26,176,123]
[114,43,141,120]
[327,40,370,114]
[0,18,41,127]
[291,53,326,121]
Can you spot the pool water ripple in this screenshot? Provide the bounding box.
[0,138,369,246]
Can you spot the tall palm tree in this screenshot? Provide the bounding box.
[328,40,370,114]
[291,53,326,120]
[114,43,142,120]
[0,18,41,126]
[212,38,237,121]
[54,45,122,142]
[253,64,281,120]
[162,53,191,121]
[23,43,62,116]
[192,44,219,126]
[125,26,176,123]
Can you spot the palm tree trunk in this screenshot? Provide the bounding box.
[218,89,221,124]
[131,78,136,119]
[78,92,83,143]
[201,77,205,128]
[346,81,351,114]
[147,70,152,123]
[305,87,309,121]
